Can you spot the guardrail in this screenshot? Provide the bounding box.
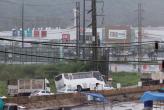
[95,85,160,96]
[4,85,160,109]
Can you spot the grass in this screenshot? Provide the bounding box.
[0,62,140,96]
[0,81,7,96]
[112,72,140,87]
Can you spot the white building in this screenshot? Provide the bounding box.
[0,27,104,47]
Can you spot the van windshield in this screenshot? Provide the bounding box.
[93,71,104,81]
[55,75,62,81]
[4,106,8,110]
[4,105,18,110]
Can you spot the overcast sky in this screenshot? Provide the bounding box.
[0,0,164,30]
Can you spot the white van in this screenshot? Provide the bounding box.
[55,71,106,92]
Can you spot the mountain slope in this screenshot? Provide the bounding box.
[0,0,164,30]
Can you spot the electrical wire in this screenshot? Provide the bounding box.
[0,49,162,63]
[0,37,158,48]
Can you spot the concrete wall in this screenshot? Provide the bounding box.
[110,64,161,73]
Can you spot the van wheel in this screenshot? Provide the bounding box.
[77,85,82,92]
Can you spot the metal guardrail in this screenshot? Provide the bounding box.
[94,85,160,96]
[4,85,160,109]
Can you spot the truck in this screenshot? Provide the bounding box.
[140,72,164,86]
[7,78,50,96]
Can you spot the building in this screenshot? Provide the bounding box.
[104,25,133,47]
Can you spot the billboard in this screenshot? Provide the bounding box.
[26,29,32,37]
[41,30,47,38]
[62,34,70,43]
[34,30,40,38]
[142,65,160,73]
[109,30,127,39]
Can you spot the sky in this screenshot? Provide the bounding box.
[0,0,164,30]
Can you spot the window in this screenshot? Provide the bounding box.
[55,75,62,81]
[41,91,45,93]
[93,71,103,81]
[46,91,50,93]
[72,72,93,79]
[8,106,17,110]
[46,83,50,87]
[31,90,39,95]
[64,74,69,79]
[4,106,8,110]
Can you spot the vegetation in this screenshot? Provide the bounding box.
[0,81,6,96]
[0,61,90,96]
[0,62,140,96]
[0,61,90,81]
[112,72,140,87]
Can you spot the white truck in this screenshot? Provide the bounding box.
[141,72,164,86]
[7,78,50,96]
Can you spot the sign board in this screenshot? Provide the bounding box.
[109,30,127,39]
[142,65,160,73]
[27,29,32,37]
[41,30,47,38]
[34,30,40,38]
[62,34,70,43]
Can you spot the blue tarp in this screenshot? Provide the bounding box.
[140,91,164,102]
[83,93,108,103]
[0,98,4,110]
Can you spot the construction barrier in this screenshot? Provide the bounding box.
[4,85,160,108]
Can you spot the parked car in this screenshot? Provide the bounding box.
[30,90,54,96]
[4,103,27,110]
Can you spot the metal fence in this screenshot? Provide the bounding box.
[0,39,164,65]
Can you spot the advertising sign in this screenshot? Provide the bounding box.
[41,30,47,38]
[27,29,32,37]
[142,65,160,73]
[34,30,40,38]
[62,34,70,43]
[109,30,127,39]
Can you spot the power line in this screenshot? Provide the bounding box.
[0,37,159,48]
[0,49,162,63]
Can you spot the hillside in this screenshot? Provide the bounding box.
[0,0,164,30]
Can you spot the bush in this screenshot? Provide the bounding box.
[0,62,90,95]
[112,72,140,87]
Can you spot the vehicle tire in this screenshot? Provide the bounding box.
[77,85,82,92]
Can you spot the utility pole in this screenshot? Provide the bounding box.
[76,2,80,58]
[83,0,86,59]
[92,0,99,70]
[22,0,24,48]
[20,0,25,64]
[138,3,143,73]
